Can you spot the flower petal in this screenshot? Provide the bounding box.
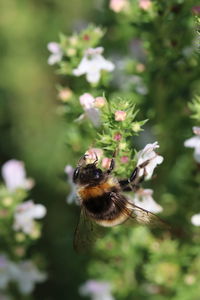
[1,160,32,192]
[191,213,200,226]
[133,189,163,214]
[86,71,101,83]
[184,136,200,149]
[33,204,47,219]
[47,53,62,65]
[47,42,60,53]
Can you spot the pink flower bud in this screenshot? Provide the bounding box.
[113,133,122,141]
[109,0,128,13]
[102,158,112,169]
[136,63,145,73]
[83,34,90,41]
[192,6,200,15]
[139,0,152,11]
[58,88,72,102]
[115,110,127,122]
[94,97,106,108]
[120,156,129,163]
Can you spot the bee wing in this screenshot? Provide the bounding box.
[127,202,170,229]
[111,192,170,229]
[73,208,106,253]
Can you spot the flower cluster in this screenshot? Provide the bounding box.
[0,160,46,296]
[73,47,115,84]
[0,255,46,295]
[13,200,46,235]
[78,93,104,127]
[47,25,115,84]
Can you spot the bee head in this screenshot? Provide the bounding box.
[73,163,104,185]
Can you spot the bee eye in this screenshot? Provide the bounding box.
[73,168,80,182]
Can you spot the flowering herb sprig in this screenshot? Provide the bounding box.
[95,97,147,177]
[45,1,200,299]
[48,25,115,85]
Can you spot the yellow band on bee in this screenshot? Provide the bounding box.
[78,178,118,199]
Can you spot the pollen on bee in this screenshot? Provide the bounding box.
[78,177,118,199]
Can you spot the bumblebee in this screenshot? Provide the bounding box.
[73,153,167,251]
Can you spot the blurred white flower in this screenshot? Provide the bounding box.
[79,93,101,127]
[133,189,163,214]
[1,159,34,192]
[47,42,63,65]
[64,165,78,204]
[73,47,115,84]
[0,256,46,295]
[131,75,148,95]
[80,93,95,110]
[191,213,200,226]
[10,261,46,295]
[13,200,46,234]
[184,127,200,163]
[0,255,12,289]
[0,292,12,300]
[79,280,115,300]
[136,142,164,180]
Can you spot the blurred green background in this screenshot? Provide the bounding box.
[0,1,94,299]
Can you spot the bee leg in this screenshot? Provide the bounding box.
[119,159,149,191]
[106,158,115,174]
[106,149,117,174]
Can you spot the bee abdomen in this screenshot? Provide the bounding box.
[83,190,127,225]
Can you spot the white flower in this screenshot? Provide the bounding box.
[73,47,115,84]
[1,159,34,192]
[184,126,200,163]
[136,142,164,180]
[79,93,101,127]
[80,93,95,110]
[79,280,115,300]
[64,165,78,204]
[13,200,46,234]
[132,189,163,214]
[47,42,63,65]
[10,261,46,294]
[191,213,200,226]
[0,256,46,295]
